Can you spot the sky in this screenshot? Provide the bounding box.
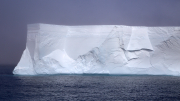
[0,0,180,65]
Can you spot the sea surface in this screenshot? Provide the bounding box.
[1,74,180,101]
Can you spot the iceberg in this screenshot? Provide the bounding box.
[13,24,180,76]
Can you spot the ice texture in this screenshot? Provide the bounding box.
[13,24,180,76]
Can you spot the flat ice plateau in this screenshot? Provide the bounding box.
[13,24,180,76]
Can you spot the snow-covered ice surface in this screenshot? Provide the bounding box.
[13,24,180,76]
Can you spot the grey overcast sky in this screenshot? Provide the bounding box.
[0,0,180,65]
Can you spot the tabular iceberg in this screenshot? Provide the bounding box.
[13,24,180,76]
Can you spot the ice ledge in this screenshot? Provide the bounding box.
[13,24,180,76]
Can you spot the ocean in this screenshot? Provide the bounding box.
[1,66,180,101]
[1,74,180,101]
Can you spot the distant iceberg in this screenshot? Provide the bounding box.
[13,24,180,76]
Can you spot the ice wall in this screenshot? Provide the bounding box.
[13,24,180,76]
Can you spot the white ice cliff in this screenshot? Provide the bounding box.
[13,24,180,76]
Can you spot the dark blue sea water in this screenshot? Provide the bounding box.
[1,66,180,101]
[1,74,180,101]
